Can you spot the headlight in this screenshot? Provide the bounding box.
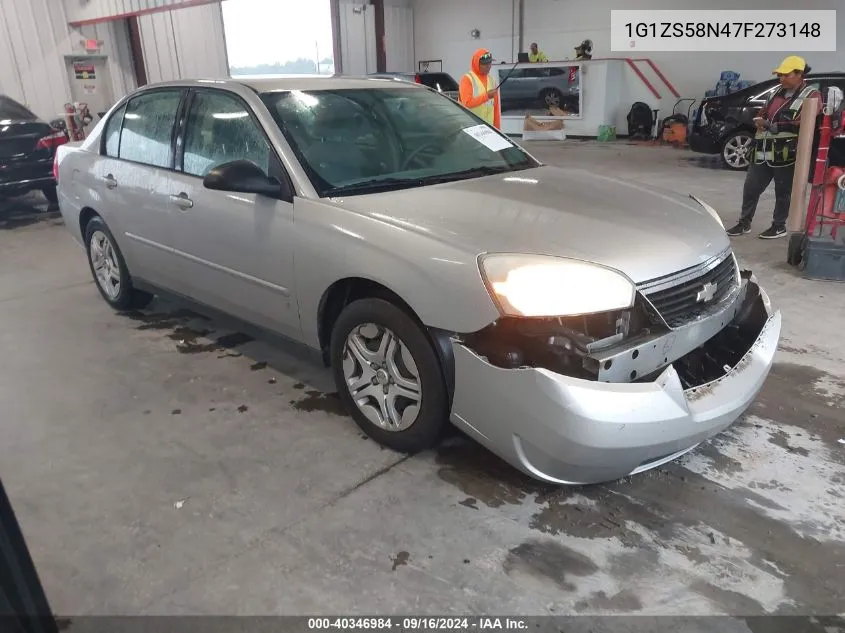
[479,254,636,317]
[689,194,724,229]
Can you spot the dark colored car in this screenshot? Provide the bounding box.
[0,95,68,206]
[689,72,845,171]
[368,72,460,101]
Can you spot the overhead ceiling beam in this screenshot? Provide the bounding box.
[68,0,220,27]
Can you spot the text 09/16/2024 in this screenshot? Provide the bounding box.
[610,9,837,52]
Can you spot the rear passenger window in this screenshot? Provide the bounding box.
[182,90,271,178]
[104,104,126,157]
[118,90,183,168]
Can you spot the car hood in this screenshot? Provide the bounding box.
[330,165,730,284]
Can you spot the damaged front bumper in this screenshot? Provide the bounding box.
[448,278,781,485]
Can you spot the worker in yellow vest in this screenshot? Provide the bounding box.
[458,49,501,129]
[529,43,548,63]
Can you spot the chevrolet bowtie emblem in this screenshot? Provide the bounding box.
[696,282,717,303]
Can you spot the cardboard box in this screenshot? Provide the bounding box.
[522,115,566,140]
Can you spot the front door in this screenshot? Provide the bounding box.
[167,88,300,338]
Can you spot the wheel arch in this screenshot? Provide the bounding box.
[719,125,754,145]
[78,206,101,239]
[317,277,456,405]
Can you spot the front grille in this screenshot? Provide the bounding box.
[639,251,739,328]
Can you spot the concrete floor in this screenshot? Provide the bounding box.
[1,142,843,621]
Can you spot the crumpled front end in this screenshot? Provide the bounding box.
[448,260,781,485]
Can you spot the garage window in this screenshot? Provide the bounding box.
[118,90,183,168]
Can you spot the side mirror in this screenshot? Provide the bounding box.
[203,160,286,199]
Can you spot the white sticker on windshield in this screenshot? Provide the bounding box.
[462,124,513,152]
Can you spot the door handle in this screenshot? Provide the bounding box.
[104,174,117,189]
[169,193,193,210]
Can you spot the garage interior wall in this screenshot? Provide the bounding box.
[412,0,844,99]
[64,0,221,25]
[0,0,136,121]
[138,1,229,83]
[0,0,229,121]
[337,0,414,75]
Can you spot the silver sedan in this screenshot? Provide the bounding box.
[54,77,781,485]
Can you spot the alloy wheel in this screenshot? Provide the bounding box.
[544,91,561,107]
[89,230,121,300]
[723,134,753,169]
[342,322,422,432]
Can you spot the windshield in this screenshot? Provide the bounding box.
[418,73,459,92]
[260,87,538,196]
[0,95,37,121]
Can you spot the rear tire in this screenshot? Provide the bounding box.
[84,216,153,310]
[330,298,448,453]
[720,131,753,171]
[42,186,58,205]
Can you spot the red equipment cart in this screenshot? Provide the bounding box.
[787,86,845,280]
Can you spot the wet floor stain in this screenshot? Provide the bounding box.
[436,423,845,614]
[752,362,845,457]
[458,497,479,510]
[291,390,347,416]
[293,382,305,390]
[250,361,267,371]
[690,580,766,615]
[390,550,410,571]
[124,309,203,331]
[574,589,643,613]
[768,428,810,457]
[503,539,598,592]
[435,439,552,509]
[177,332,254,355]
[171,409,181,415]
[237,405,249,413]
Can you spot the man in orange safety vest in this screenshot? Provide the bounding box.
[458,49,501,129]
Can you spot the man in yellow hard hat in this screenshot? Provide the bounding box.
[726,55,822,239]
[529,43,548,63]
[459,49,501,129]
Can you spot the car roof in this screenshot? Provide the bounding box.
[137,76,420,93]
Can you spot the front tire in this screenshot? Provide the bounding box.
[84,216,153,310]
[330,298,448,453]
[721,131,753,171]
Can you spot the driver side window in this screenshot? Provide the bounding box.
[181,91,271,178]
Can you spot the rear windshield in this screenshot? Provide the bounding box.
[0,96,37,120]
[418,73,458,92]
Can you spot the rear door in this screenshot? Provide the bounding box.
[94,88,187,289]
[166,88,300,338]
